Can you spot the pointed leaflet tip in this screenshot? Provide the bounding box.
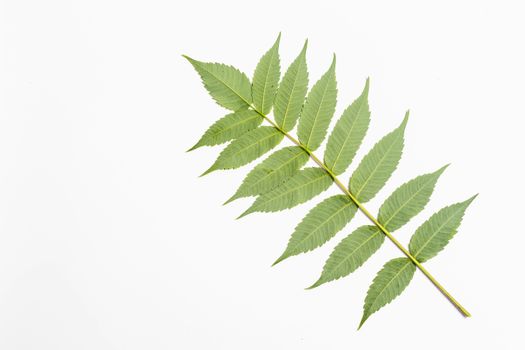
[305,278,323,290]
[466,193,479,204]
[362,77,370,97]
[186,142,201,152]
[199,165,216,177]
[271,253,288,267]
[236,207,254,220]
[181,54,194,63]
[223,193,240,205]
[266,33,281,52]
[322,54,336,77]
[182,55,203,71]
[399,111,410,131]
[301,39,308,55]
[357,315,368,330]
[455,194,478,209]
[435,163,450,175]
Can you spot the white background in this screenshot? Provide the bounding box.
[1,0,524,349]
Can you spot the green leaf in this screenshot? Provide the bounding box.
[297,55,338,150]
[359,258,415,329]
[252,33,281,115]
[188,109,263,151]
[186,38,478,325]
[225,146,309,204]
[308,226,385,289]
[324,79,370,175]
[183,56,252,111]
[409,195,477,262]
[377,165,448,232]
[349,113,408,202]
[308,165,444,289]
[202,126,283,175]
[238,167,332,218]
[273,41,309,131]
[274,195,357,265]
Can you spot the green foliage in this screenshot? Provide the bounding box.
[189,109,262,151]
[352,194,476,328]
[349,114,407,203]
[409,196,477,262]
[273,41,309,131]
[202,126,283,175]
[274,195,357,265]
[238,168,332,218]
[252,34,281,115]
[183,56,252,111]
[226,146,309,203]
[359,258,415,329]
[378,166,447,232]
[324,79,370,175]
[185,34,477,330]
[309,167,445,289]
[297,55,337,151]
[308,226,384,289]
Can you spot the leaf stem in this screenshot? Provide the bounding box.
[252,107,471,318]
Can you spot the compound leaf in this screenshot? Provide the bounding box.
[185,37,478,328]
[226,146,309,203]
[349,113,408,202]
[324,79,370,175]
[274,195,357,265]
[309,226,385,289]
[184,56,251,110]
[273,41,309,131]
[239,167,332,218]
[252,34,281,115]
[359,258,415,329]
[189,109,263,151]
[202,126,283,175]
[297,55,338,150]
[409,195,477,262]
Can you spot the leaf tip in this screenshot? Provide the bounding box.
[435,163,450,175]
[305,278,323,290]
[467,193,479,204]
[357,310,372,330]
[271,253,288,267]
[236,208,252,220]
[199,165,216,177]
[186,142,200,152]
[357,316,367,330]
[223,193,239,205]
[301,39,309,53]
[181,54,193,63]
[363,77,370,96]
[399,111,410,131]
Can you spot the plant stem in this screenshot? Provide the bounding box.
[253,108,471,318]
